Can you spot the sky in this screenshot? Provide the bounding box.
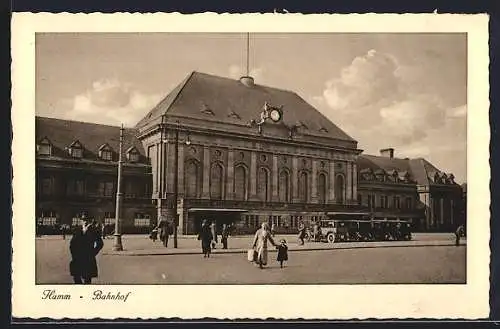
[35,33,467,183]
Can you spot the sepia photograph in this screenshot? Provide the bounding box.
[12,13,490,320]
[34,31,468,285]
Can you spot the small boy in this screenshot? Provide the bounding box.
[276,239,288,268]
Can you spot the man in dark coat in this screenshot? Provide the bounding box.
[69,217,104,284]
[198,219,213,258]
[221,223,230,249]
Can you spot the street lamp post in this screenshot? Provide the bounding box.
[112,124,124,251]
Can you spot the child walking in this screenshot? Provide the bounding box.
[276,239,288,268]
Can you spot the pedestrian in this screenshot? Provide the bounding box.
[159,217,171,247]
[297,221,306,245]
[313,220,320,242]
[455,224,464,246]
[149,225,158,242]
[198,219,213,258]
[221,223,230,249]
[210,221,218,249]
[69,216,104,284]
[276,239,288,268]
[271,222,276,237]
[252,222,277,269]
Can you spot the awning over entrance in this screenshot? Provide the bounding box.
[325,211,371,216]
[188,208,248,213]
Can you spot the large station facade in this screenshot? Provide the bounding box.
[35,72,465,234]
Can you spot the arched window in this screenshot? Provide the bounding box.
[184,160,199,198]
[298,171,309,203]
[278,169,290,203]
[335,174,345,203]
[233,165,248,201]
[318,173,327,204]
[257,167,270,202]
[210,163,223,199]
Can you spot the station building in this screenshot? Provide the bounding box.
[35,72,465,234]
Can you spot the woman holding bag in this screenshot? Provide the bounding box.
[251,222,277,269]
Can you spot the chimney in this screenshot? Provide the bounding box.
[239,76,254,87]
[380,148,394,159]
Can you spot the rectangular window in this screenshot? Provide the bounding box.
[99,181,115,197]
[38,144,52,156]
[41,177,53,195]
[40,209,57,225]
[380,196,388,209]
[394,196,401,209]
[71,148,83,158]
[104,212,115,225]
[101,150,113,161]
[134,213,151,227]
[128,152,140,162]
[406,197,413,209]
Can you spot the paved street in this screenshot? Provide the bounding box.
[36,233,466,284]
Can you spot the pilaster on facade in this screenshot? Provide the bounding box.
[177,143,185,197]
[352,163,358,201]
[440,198,444,226]
[272,155,279,201]
[346,161,353,202]
[226,149,234,200]
[291,156,299,203]
[249,151,258,201]
[202,146,210,199]
[311,159,318,203]
[328,160,336,204]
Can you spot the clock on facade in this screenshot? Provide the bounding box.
[269,108,282,122]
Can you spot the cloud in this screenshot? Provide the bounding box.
[63,78,163,126]
[314,49,467,182]
[228,64,264,81]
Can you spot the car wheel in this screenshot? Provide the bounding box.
[327,233,335,243]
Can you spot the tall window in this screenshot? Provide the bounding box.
[185,160,199,198]
[258,167,270,202]
[67,179,85,196]
[298,171,309,203]
[127,148,140,162]
[335,174,345,203]
[98,181,114,197]
[234,165,247,200]
[41,177,54,195]
[380,195,388,209]
[393,196,401,209]
[278,170,290,203]
[318,173,327,204]
[406,197,413,209]
[210,163,223,199]
[69,147,83,158]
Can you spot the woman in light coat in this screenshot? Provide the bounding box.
[252,222,277,269]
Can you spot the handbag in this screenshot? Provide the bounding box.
[247,249,257,262]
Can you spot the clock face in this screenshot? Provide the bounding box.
[270,109,281,122]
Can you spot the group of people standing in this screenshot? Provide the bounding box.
[197,220,232,257]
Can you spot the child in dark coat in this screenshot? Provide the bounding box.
[276,239,288,268]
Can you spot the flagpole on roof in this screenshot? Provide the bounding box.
[246,32,250,76]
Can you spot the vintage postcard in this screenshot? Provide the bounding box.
[11,13,490,320]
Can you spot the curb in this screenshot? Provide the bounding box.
[103,241,465,257]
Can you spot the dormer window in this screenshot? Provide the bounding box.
[68,140,83,158]
[126,146,140,162]
[99,143,113,161]
[37,137,52,156]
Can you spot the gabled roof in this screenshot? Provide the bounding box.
[135,71,356,143]
[36,116,146,163]
[358,154,458,186]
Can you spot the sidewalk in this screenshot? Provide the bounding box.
[102,234,465,256]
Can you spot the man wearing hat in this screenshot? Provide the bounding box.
[69,214,104,284]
